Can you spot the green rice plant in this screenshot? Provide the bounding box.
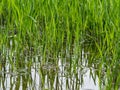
[0,0,120,89]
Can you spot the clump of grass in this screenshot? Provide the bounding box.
[0,0,120,89]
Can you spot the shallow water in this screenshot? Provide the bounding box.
[31,63,99,90]
[0,47,100,90]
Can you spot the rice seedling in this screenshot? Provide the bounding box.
[0,0,120,89]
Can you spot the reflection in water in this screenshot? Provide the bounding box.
[0,48,99,90]
[80,69,99,90]
[30,56,99,90]
[31,67,41,90]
